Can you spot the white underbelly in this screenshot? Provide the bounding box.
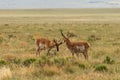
[39,43,46,50]
[77,46,85,52]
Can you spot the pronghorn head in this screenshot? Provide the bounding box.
[53,39,63,51]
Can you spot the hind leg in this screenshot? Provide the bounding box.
[36,47,41,57]
[83,51,88,60]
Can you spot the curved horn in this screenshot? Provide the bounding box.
[60,30,67,39]
[53,39,59,51]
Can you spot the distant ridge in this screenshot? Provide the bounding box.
[0,8,120,14]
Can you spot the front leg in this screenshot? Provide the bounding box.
[83,51,88,60]
[70,50,75,58]
[47,48,51,56]
[36,47,39,56]
[36,48,41,57]
[72,52,74,57]
[76,53,79,59]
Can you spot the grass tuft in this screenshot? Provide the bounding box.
[0,60,6,66]
[23,58,36,67]
[103,56,115,64]
[94,64,108,72]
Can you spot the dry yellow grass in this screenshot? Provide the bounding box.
[0,9,120,80]
[0,67,12,80]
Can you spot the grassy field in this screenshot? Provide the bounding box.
[0,9,120,80]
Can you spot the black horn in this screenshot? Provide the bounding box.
[60,30,67,39]
[53,39,59,51]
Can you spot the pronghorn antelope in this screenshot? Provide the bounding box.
[60,31,90,60]
[35,38,63,56]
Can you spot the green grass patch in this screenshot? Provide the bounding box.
[103,56,115,64]
[94,64,108,72]
[23,58,36,67]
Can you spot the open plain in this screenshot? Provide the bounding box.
[0,9,120,80]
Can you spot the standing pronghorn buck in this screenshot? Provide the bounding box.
[60,31,90,60]
[35,37,63,56]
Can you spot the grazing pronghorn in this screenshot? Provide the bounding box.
[35,38,63,56]
[60,31,90,60]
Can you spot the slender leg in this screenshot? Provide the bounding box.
[47,48,51,56]
[36,48,39,56]
[70,50,74,57]
[54,50,57,55]
[72,52,74,56]
[83,51,88,60]
[85,51,88,60]
[85,49,88,60]
[76,53,79,59]
[38,50,41,57]
[36,47,41,57]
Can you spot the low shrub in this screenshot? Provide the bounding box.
[72,61,86,69]
[12,58,21,65]
[78,63,86,69]
[23,58,36,67]
[103,56,115,64]
[94,64,108,72]
[0,60,6,66]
